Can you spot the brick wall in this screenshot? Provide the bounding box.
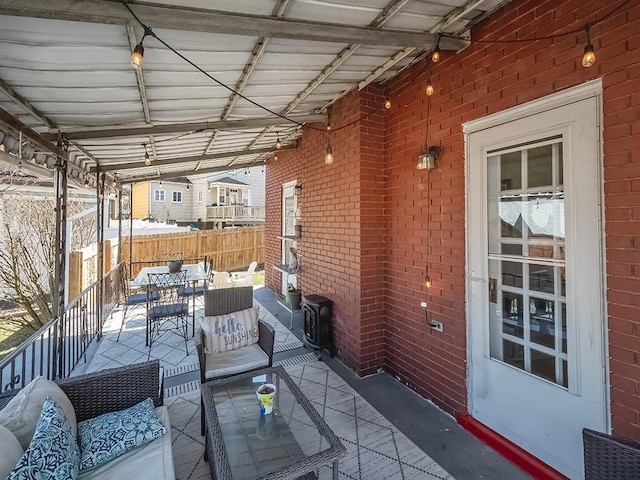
[266,0,640,441]
[265,86,386,373]
[382,0,640,436]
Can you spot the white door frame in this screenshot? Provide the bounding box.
[281,180,298,295]
[463,79,609,476]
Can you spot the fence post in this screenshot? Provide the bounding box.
[68,251,83,300]
[103,240,112,275]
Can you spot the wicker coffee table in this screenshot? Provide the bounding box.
[201,366,346,480]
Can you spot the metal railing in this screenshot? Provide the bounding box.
[205,205,265,222]
[0,262,124,391]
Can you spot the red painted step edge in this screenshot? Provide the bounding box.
[456,413,569,480]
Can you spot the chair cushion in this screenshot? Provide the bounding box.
[0,376,77,450]
[178,286,205,296]
[8,396,80,480]
[147,303,188,319]
[204,343,270,379]
[126,291,159,305]
[200,305,260,354]
[78,406,174,480]
[77,398,166,472]
[0,425,23,479]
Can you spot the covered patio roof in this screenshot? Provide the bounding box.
[0,0,509,186]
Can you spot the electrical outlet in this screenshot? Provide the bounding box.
[420,301,427,308]
[430,320,443,332]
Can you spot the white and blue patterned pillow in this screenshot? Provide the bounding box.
[8,396,80,480]
[77,397,166,471]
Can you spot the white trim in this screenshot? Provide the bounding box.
[463,79,603,134]
[171,190,183,203]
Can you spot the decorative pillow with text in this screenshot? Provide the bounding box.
[200,305,260,354]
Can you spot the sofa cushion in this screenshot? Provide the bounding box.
[204,343,270,379]
[78,406,174,480]
[8,396,80,480]
[201,305,260,354]
[0,424,24,479]
[77,397,166,471]
[0,376,77,450]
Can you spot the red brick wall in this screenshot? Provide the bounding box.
[265,86,386,373]
[383,0,640,437]
[266,0,640,440]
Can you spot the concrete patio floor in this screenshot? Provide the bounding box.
[72,285,531,479]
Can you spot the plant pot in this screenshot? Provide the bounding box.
[294,224,302,238]
[167,260,183,273]
[288,290,302,310]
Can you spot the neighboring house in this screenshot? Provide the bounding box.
[265,2,640,479]
[130,169,265,228]
[131,177,192,224]
[189,167,265,228]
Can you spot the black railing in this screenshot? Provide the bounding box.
[0,263,124,391]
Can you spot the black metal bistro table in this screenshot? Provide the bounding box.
[201,366,346,480]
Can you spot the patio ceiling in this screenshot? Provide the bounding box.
[0,0,509,186]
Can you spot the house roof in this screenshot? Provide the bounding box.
[0,0,510,187]
[210,176,249,187]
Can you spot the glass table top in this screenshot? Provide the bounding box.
[202,366,345,480]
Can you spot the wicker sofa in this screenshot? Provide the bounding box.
[0,361,175,480]
[196,286,275,435]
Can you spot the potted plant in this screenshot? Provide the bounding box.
[286,282,302,310]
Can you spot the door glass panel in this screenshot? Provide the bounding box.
[529,265,554,294]
[487,139,568,387]
[530,298,555,348]
[528,145,553,187]
[503,340,524,369]
[531,349,556,383]
[500,151,522,190]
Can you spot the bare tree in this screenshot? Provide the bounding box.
[0,193,96,331]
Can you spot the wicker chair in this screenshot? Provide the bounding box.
[0,361,163,421]
[583,428,640,479]
[196,286,275,435]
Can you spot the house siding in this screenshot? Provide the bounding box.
[267,0,640,444]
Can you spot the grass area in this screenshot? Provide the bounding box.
[253,269,265,286]
[0,320,36,360]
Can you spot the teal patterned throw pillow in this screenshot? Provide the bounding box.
[77,398,166,471]
[8,396,80,480]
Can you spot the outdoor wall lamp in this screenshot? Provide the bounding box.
[417,146,442,170]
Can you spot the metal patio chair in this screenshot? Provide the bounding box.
[146,271,190,359]
[116,263,159,342]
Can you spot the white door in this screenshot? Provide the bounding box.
[281,182,298,295]
[466,87,607,479]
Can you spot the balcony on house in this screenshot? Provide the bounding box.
[205,204,265,226]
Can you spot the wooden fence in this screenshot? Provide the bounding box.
[68,227,264,298]
[120,226,264,278]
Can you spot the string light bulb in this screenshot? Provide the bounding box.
[426,80,434,96]
[432,36,441,63]
[131,42,144,70]
[582,24,596,68]
[84,178,89,189]
[384,99,392,109]
[326,124,331,131]
[143,144,151,165]
[275,133,281,149]
[325,145,334,165]
[425,273,432,288]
